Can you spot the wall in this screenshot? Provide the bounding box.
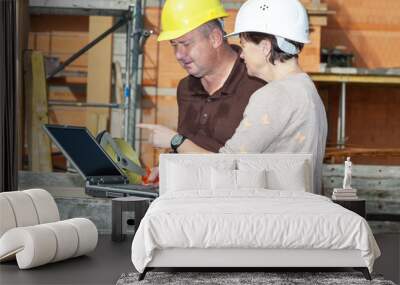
[322,0,400,68]
[29,15,88,127]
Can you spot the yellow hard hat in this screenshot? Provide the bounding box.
[158,0,228,42]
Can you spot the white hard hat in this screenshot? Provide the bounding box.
[226,0,310,54]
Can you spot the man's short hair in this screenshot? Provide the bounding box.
[199,19,227,39]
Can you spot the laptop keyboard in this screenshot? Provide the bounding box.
[108,184,158,191]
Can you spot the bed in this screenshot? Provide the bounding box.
[131,154,380,280]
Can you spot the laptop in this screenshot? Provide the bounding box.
[43,124,159,198]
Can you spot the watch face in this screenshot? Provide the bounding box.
[171,134,183,147]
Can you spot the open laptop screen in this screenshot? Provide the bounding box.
[44,125,122,178]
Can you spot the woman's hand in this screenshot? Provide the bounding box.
[137,124,177,149]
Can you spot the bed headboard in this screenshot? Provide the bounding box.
[159,153,313,196]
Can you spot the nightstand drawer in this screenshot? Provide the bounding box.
[332,199,366,218]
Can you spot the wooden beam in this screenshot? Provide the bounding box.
[110,61,124,138]
[310,73,400,84]
[86,16,113,136]
[26,51,52,172]
[323,164,400,179]
[325,148,400,164]
[309,15,328,26]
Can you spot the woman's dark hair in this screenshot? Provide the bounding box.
[241,32,304,65]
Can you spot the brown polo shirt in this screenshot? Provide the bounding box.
[176,45,266,152]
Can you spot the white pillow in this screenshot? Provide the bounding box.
[167,162,211,191]
[238,159,307,191]
[211,168,236,190]
[267,165,306,191]
[165,159,236,193]
[236,169,267,189]
[211,169,268,191]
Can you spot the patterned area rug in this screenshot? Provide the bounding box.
[116,271,396,285]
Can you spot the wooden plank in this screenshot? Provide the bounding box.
[48,84,86,101]
[98,114,108,134]
[369,221,400,234]
[85,113,108,136]
[323,177,400,191]
[325,148,400,164]
[48,107,87,126]
[48,76,87,85]
[323,164,400,179]
[309,15,328,26]
[86,113,99,136]
[361,189,400,201]
[368,201,399,216]
[311,73,400,84]
[110,61,124,138]
[27,51,52,172]
[86,16,113,135]
[30,15,89,32]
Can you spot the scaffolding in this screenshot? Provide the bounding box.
[29,0,151,148]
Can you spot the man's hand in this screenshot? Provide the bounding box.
[137,124,177,149]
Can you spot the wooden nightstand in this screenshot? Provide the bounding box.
[332,199,366,218]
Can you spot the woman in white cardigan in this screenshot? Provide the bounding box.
[139,0,327,193]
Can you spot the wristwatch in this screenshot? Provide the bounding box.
[170,134,186,153]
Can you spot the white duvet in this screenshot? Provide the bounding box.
[131,190,380,273]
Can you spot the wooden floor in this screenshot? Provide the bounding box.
[1,234,399,285]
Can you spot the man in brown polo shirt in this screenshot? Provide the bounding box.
[140,0,265,152]
[176,44,265,152]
